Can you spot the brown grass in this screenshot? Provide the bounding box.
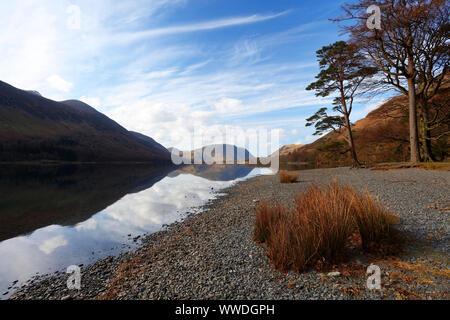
[254,202,285,244]
[254,180,400,273]
[280,171,298,183]
[352,191,399,251]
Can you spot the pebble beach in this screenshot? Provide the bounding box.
[10,168,450,300]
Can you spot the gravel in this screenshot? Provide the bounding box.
[10,168,450,300]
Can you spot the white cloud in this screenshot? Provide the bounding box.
[0,1,59,91]
[75,219,98,231]
[38,235,68,255]
[0,2,334,148]
[114,11,290,43]
[179,60,211,75]
[296,134,317,145]
[351,98,388,121]
[47,75,73,92]
[144,69,178,79]
[80,96,102,109]
[230,39,265,65]
[214,98,244,114]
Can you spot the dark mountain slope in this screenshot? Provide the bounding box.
[130,131,169,155]
[0,81,170,163]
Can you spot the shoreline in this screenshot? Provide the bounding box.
[10,168,450,300]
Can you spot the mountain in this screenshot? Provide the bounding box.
[279,85,449,167]
[277,144,305,157]
[0,80,170,163]
[169,144,255,164]
[27,90,41,97]
[130,131,169,155]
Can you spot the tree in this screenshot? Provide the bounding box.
[414,2,449,160]
[306,107,346,136]
[306,41,377,167]
[339,0,449,164]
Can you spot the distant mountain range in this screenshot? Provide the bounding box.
[0,80,170,163]
[169,144,255,164]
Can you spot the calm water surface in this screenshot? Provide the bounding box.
[0,164,273,298]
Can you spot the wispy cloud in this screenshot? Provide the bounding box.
[179,60,212,76]
[0,1,352,150]
[114,11,290,43]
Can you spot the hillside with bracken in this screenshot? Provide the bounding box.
[281,84,449,167]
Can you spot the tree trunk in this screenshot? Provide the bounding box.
[344,113,360,167]
[418,100,435,162]
[407,76,421,165]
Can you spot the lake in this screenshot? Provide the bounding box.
[0,164,273,299]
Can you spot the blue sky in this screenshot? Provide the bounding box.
[0,0,386,154]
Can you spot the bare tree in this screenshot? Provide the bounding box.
[337,0,449,164]
[414,3,449,160]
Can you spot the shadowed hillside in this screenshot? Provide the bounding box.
[0,81,170,163]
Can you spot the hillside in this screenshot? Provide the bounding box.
[280,87,449,167]
[0,81,170,163]
[130,131,169,154]
[278,144,305,157]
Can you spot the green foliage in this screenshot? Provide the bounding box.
[305,41,377,136]
[306,107,345,136]
[306,41,377,100]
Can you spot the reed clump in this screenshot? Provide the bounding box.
[254,180,400,272]
[280,171,299,183]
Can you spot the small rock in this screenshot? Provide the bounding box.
[327,272,341,277]
[61,295,72,301]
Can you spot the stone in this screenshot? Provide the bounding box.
[327,272,341,277]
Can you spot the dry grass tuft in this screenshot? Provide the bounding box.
[254,202,285,244]
[254,180,401,273]
[280,171,299,183]
[352,190,399,252]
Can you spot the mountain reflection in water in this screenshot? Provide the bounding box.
[0,164,273,298]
